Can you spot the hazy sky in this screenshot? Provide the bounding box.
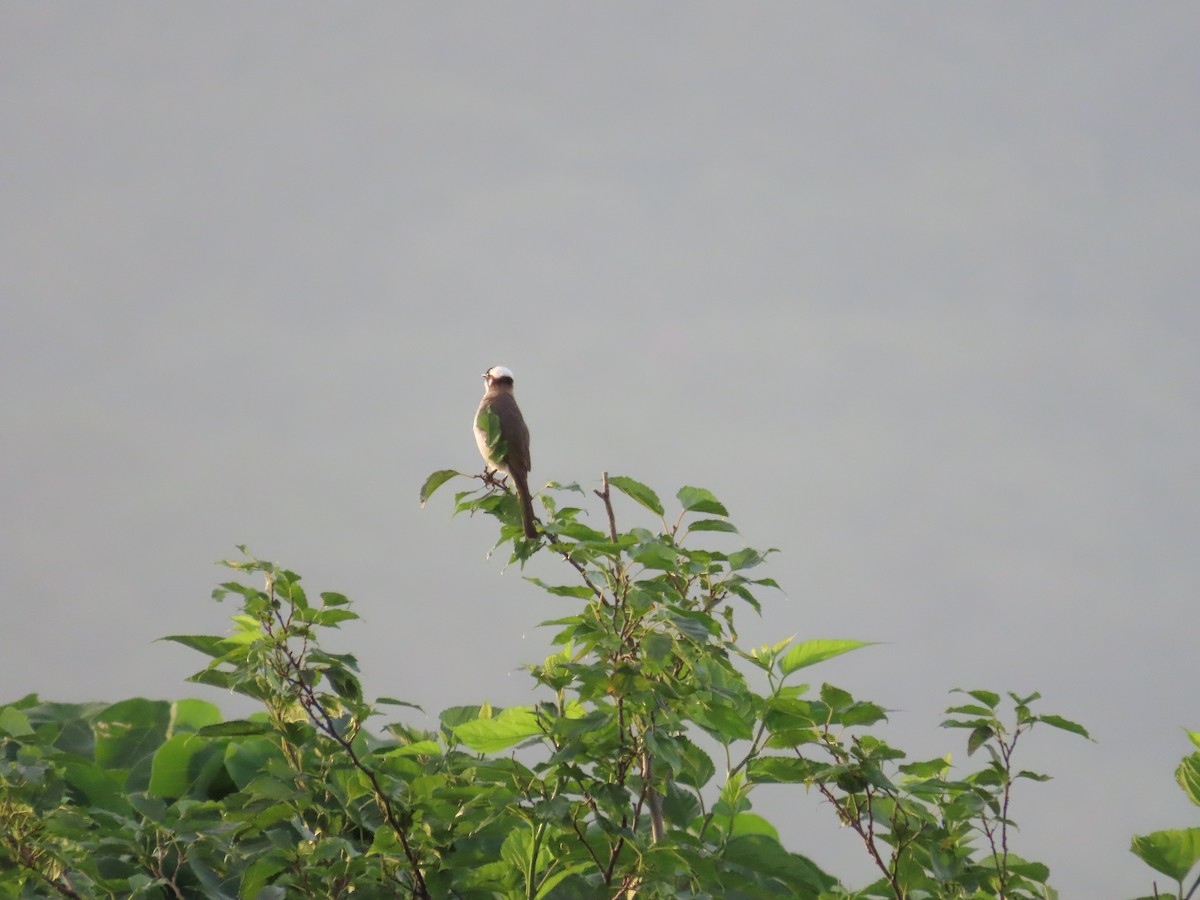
[3,5,1198,895]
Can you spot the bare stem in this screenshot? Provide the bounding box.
[263,596,430,899]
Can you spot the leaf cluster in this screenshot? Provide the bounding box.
[0,473,1099,899]
[1129,729,1200,899]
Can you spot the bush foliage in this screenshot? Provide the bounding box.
[1,471,1192,898]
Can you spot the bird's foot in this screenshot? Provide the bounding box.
[481,468,509,490]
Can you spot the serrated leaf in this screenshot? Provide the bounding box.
[898,755,951,778]
[966,726,993,756]
[1035,713,1092,741]
[669,609,720,642]
[198,719,272,737]
[779,639,874,675]
[609,476,664,515]
[1177,753,1200,808]
[310,608,358,626]
[634,541,681,570]
[1130,828,1200,881]
[952,688,1000,709]
[149,733,209,799]
[730,812,780,841]
[728,548,766,570]
[376,697,424,711]
[687,518,739,533]
[1015,769,1051,782]
[525,577,595,599]
[419,469,462,506]
[381,740,442,758]
[169,698,223,734]
[676,485,729,516]
[945,704,998,718]
[159,634,229,659]
[0,706,34,737]
[747,756,814,784]
[693,700,755,742]
[454,706,542,753]
[535,863,593,900]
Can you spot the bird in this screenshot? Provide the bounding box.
[474,365,538,539]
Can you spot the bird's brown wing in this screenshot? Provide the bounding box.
[486,391,531,475]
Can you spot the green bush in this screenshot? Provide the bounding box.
[0,472,1109,898]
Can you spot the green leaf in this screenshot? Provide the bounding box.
[779,639,874,675]
[898,756,951,778]
[676,485,729,516]
[634,540,681,570]
[149,733,208,799]
[198,719,272,737]
[1003,854,1050,882]
[274,572,308,610]
[728,547,769,571]
[820,683,853,711]
[966,726,993,756]
[953,688,1000,709]
[0,705,33,737]
[525,577,595,599]
[669,608,721,642]
[325,666,363,703]
[747,756,813,784]
[730,812,780,841]
[169,699,224,735]
[1035,713,1092,741]
[455,706,542,753]
[310,607,359,626]
[945,704,998,718]
[159,634,230,659]
[420,469,463,506]
[673,735,717,789]
[1177,753,1200,808]
[722,834,836,893]
[692,699,755,742]
[93,698,171,770]
[1130,828,1200,882]
[224,736,280,789]
[381,740,442,758]
[376,697,424,711]
[553,521,612,543]
[687,518,739,533]
[609,475,664,515]
[535,862,592,899]
[1015,769,1051,783]
[61,760,129,814]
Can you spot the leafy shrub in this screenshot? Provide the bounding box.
[0,472,1093,898]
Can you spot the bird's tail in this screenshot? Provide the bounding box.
[512,472,538,540]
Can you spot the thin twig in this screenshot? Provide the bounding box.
[542,528,610,606]
[265,609,430,899]
[815,781,902,898]
[639,750,665,844]
[594,472,619,543]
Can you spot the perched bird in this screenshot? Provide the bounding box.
[474,366,537,539]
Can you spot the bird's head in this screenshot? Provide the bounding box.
[483,365,516,388]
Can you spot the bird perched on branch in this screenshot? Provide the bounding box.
[474,365,537,539]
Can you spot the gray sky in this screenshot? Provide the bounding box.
[3,5,1198,895]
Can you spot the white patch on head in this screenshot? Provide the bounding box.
[486,365,515,380]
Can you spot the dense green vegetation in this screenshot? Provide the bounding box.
[1,471,1195,898]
